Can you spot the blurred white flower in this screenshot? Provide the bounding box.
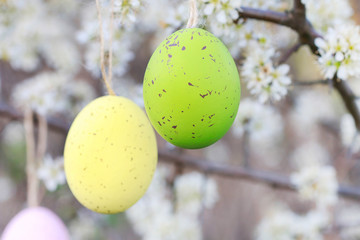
[0,0,80,73]
[11,72,95,118]
[69,208,103,240]
[202,0,240,24]
[291,90,337,130]
[175,172,218,215]
[77,3,135,79]
[291,164,338,207]
[340,113,360,153]
[162,1,188,32]
[232,98,283,144]
[12,73,67,115]
[290,141,329,167]
[338,206,360,240]
[127,166,218,240]
[113,77,144,108]
[0,175,16,203]
[241,0,290,11]
[143,214,202,240]
[315,25,360,80]
[242,42,291,102]
[1,122,25,145]
[113,0,144,26]
[256,206,328,240]
[303,0,353,33]
[37,155,66,192]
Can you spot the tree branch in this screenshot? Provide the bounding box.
[1,102,360,201]
[279,42,303,64]
[237,4,360,131]
[235,7,291,26]
[292,79,330,86]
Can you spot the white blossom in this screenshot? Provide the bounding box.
[302,0,353,33]
[175,172,218,216]
[256,207,328,240]
[127,166,218,240]
[202,0,240,24]
[0,0,80,73]
[232,98,283,144]
[242,42,291,102]
[162,1,189,32]
[338,206,360,240]
[69,208,105,240]
[241,0,290,11]
[291,164,338,207]
[1,122,25,145]
[290,141,329,168]
[77,3,135,78]
[291,89,337,130]
[11,72,95,118]
[113,77,144,108]
[37,155,66,192]
[113,0,144,26]
[315,25,360,80]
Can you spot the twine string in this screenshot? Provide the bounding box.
[186,0,198,28]
[95,0,116,95]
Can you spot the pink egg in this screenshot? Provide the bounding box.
[2,207,70,240]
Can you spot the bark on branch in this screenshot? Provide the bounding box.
[1,102,360,201]
[237,3,360,131]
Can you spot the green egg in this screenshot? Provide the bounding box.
[143,28,241,149]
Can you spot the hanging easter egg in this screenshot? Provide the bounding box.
[64,96,157,214]
[2,207,69,240]
[143,28,241,149]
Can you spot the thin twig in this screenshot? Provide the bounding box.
[235,7,290,26]
[278,42,302,64]
[108,0,114,87]
[333,77,360,130]
[24,108,39,207]
[291,79,330,86]
[36,113,48,205]
[2,103,360,201]
[36,113,48,163]
[237,4,360,131]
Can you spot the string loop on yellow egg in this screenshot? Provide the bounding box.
[95,0,116,96]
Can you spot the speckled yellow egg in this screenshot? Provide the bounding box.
[64,96,157,214]
[143,28,241,149]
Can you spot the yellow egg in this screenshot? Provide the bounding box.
[64,96,157,214]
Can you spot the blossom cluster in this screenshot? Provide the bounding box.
[302,0,353,33]
[11,72,96,118]
[76,2,137,79]
[315,25,360,80]
[257,141,339,239]
[0,0,80,72]
[126,166,218,240]
[232,98,283,144]
[256,207,328,240]
[37,155,66,192]
[242,42,292,102]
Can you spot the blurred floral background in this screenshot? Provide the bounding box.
[2,0,360,239]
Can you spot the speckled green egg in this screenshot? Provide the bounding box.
[143,28,241,149]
